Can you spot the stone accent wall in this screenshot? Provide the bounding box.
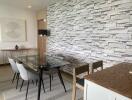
[47,0,132,68]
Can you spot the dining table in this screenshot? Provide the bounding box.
[14,54,69,100]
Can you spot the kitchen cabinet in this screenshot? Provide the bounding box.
[116,94,131,100]
[84,63,132,100]
[84,80,110,100]
[84,80,131,100]
[0,48,36,64]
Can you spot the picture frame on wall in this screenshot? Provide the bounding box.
[0,18,27,42]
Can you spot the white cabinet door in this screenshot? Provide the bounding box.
[84,80,131,100]
[116,93,131,100]
[85,80,113,100]
[108,91,116,100]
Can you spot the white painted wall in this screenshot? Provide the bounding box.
[0,4,38,64]
[0,4,37,49]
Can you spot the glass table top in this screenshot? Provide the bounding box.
[14,55,69,71]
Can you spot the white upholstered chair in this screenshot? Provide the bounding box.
[16,62,45,100]
[8,57,20,89]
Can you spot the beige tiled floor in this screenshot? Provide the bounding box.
[0,65,13,100]
[0,65,74,100]
[0,65,83,100]
[0,66,13,82]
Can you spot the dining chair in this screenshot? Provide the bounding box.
[72,64,89,100]
[72,60,103,100]
[43,69,57,91]
[16,62,45,100]
[91,60,103,73]
[43,54,65,91]
[8,57,20,89]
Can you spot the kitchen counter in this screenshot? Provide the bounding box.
[85,62,132,99]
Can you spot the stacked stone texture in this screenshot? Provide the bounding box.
[47,0,132,72]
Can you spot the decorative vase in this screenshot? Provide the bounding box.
[15,45,19,50]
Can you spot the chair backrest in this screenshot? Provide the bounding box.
[73,64,89,82]
[16,62,28,80]
[73,64,89,76]
[91,60,103,73]
[8,58,19,73]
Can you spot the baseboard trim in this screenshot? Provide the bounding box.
[0,63,10,66]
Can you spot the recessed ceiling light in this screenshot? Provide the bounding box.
[27,5,32,8]
[43,19,46,22]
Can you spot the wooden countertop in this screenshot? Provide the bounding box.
[85,63,132,99]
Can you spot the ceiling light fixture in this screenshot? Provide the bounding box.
[27,5,32,8]
[43,19,46,22]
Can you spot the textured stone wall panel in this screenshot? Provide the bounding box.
[47,0,132,68]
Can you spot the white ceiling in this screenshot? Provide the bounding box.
[0,0,48,11]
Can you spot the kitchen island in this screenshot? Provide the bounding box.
[84,63,132,100]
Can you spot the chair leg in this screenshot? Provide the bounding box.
[20,80,24,91]
[36,80,38,86]
[57,69,67,92]
[41,79,45,93]
[25,81,30,100]
[49,75,52,91]
[32,80,34,85]
[16,73,20,89]
[51,74,53,80]
[72,84,76,100]
[15,73,18,79]
[12,73,16,83]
